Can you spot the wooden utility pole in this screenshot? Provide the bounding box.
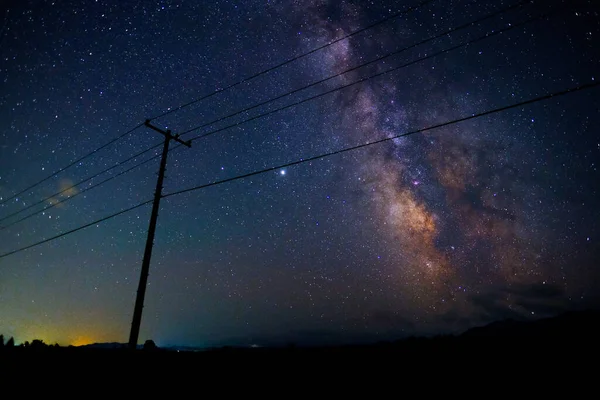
[128,120,191,349]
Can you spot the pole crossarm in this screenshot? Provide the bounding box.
[144,120,192,148]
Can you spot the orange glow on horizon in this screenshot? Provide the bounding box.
[70,336,97,347]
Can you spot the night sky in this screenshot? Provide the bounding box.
[1,0,598,348]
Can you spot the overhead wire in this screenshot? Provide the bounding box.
[147,0,440,122]
[0,122,145,207]
[0,152,162,230]
[163,82,600,198]
[0,200,153,259]
[183,2,561,142]
[175,0,531,138]
[1,80,597,259]
[0,141,163,225]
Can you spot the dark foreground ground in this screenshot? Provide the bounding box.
[2,310,599,383]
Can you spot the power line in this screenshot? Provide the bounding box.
[147,0,439,122]
[0,151,162,230]
[0,122,145,207]
[163,81,600,199]
[1,80,596,259]
[0,141,163,224]
[0,200,153,259]
[183,3,555,141]
[0,140,189,231]
[176,0,530,138]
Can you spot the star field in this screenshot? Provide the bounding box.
[0,0,599,347]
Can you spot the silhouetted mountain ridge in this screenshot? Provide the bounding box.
[65,309,600,352]
[78,342,129,349]
[460,309,600,339]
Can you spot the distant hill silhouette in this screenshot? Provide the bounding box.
[77,342,129,350]
[3,309,598,374]
[460,309,600,339]
[64,309,600,352]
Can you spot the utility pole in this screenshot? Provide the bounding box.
[128,119,191,349]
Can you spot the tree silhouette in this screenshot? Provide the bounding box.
[143,339,157,351]
[6,337,14,347]
[30,339,47,349]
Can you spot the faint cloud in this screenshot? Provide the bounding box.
[47,178,79,208]
[469,282,568,323]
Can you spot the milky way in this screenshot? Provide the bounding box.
[288,0,599,332]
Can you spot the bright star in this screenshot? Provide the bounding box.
[280,170,286,176]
